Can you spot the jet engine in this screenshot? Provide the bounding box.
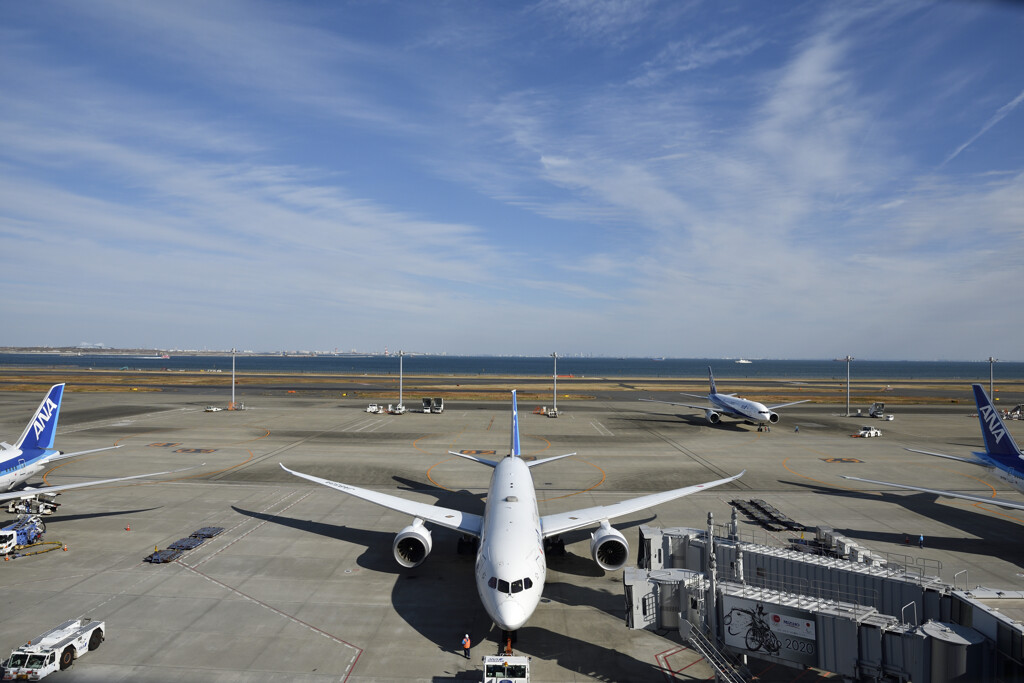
[767,412,780,424]
[590,521,629,571]
[393,518,432,568]
[705,409,721,424]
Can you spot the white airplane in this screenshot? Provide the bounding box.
[0,383,181,512]
[281,390,743,637]
[843,384,1024,511]
[640,366,808,426]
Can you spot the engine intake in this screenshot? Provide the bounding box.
[590,521,629,571]
[705,409,721,424]
[767,412,780,424]
[393,519,432,568]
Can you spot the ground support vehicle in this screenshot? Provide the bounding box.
[482,653,530,683]
[2,618,104,679]
[0,516,44,555]
[854,426,882,438]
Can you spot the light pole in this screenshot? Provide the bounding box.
[399,350,404,410]
[552,352,558,416]
[836,355,854,417]
[988,356,997,399]
[231,347,236,409]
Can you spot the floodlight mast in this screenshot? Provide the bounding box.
[835,355,854,417]
[988,356,997,399]
[552,352,558,414]
[399,350,404,409]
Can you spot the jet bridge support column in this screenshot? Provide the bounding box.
[706,512,718,646]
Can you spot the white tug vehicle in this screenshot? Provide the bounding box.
[2,618,104,680]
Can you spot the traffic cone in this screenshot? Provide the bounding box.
[62,544,68,552]
[125,523,131,531]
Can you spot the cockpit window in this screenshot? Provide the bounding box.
[497,579,510,593]
[490,576,533,594]
[511,579,523,594]
[524,577,533,589]
[488,576,497,589]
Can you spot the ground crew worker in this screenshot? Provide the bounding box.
[462,633,471,659]
[919,534,924,548]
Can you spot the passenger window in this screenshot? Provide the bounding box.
[511,579,523,593]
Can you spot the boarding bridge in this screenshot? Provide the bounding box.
[625,524,1024,681]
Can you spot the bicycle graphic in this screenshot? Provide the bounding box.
[724,604,781,655]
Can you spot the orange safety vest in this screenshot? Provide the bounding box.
[462,636,471,649]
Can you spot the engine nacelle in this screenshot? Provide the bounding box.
[705,409,721,424]
[590,521,629,571]
[393,518,432,568]
[767,411,780,424]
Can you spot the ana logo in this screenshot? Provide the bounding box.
[32,398,58,439]
[979,405,1006,445]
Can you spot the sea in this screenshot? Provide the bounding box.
[1,353,1022,381]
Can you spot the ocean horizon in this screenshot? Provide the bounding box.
[2,353,1022,381]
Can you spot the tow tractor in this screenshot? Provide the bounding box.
[0,516,45,556]
[482,640,530,683]
[1,618,104,680]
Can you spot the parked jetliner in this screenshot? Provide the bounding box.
[843,384,1024,511]
[0,383,178,511]
[640,366,808,426]
[281,391,743,637]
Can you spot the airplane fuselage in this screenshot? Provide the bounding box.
[710,394,777,424]
[474,456,545,631]
[0,447,49,492]
[978,452,1024,494]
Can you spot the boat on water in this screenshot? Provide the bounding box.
[735,359,752,364]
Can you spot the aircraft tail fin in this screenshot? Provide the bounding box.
[972,384,1023,465]
[14,385,64,454]
[708,366,718,395]
[15,384,65,452]
[510,390,521,457]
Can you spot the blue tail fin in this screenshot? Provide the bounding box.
[708,366,718,395]
[15,384,65,452]
[972,384,1022,465]
[510,390,521,457]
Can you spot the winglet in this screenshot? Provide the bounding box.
[510,390,521,457]
[973,384,1022,463]
[15,383,65,452]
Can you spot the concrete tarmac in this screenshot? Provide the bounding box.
[1,389,1023,681]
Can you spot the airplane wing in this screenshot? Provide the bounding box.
[904,448,983,465]
[40,445,123,465]
[0,465,197,503]
[841,475,1024,511]
[280,463,483,537]
[767,400,810,410]
[540,470,744,538]
[638,398,711,412]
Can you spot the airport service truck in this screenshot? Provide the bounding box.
[1,618,104,680]
[0,516,44,555]
[482,653,530,683]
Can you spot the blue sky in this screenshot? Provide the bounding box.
[1,1,1021,359]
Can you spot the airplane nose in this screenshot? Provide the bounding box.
[495,600,527,631]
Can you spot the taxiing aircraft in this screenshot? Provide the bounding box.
[0,383,178,512]
[640,366,808,426]
[843,384,1024,511]
[281,390,743,637]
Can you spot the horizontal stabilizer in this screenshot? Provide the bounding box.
[448,451,499,467]
[526,452,576,468]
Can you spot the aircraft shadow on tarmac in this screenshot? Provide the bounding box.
[483,624,676,681]
[632,412,751,431]
[46,507,161,524]
[784,480,1024,568]
[391,475,486,515]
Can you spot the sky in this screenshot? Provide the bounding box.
[1,1,1022,359]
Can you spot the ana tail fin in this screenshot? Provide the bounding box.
[708,366,718,395]
[973,384,1022,464]
[510,390,521,457]
[15,383,65,452]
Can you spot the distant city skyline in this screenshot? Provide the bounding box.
[2,2,1021,360]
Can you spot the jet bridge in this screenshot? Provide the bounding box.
[625,523,1022,681]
